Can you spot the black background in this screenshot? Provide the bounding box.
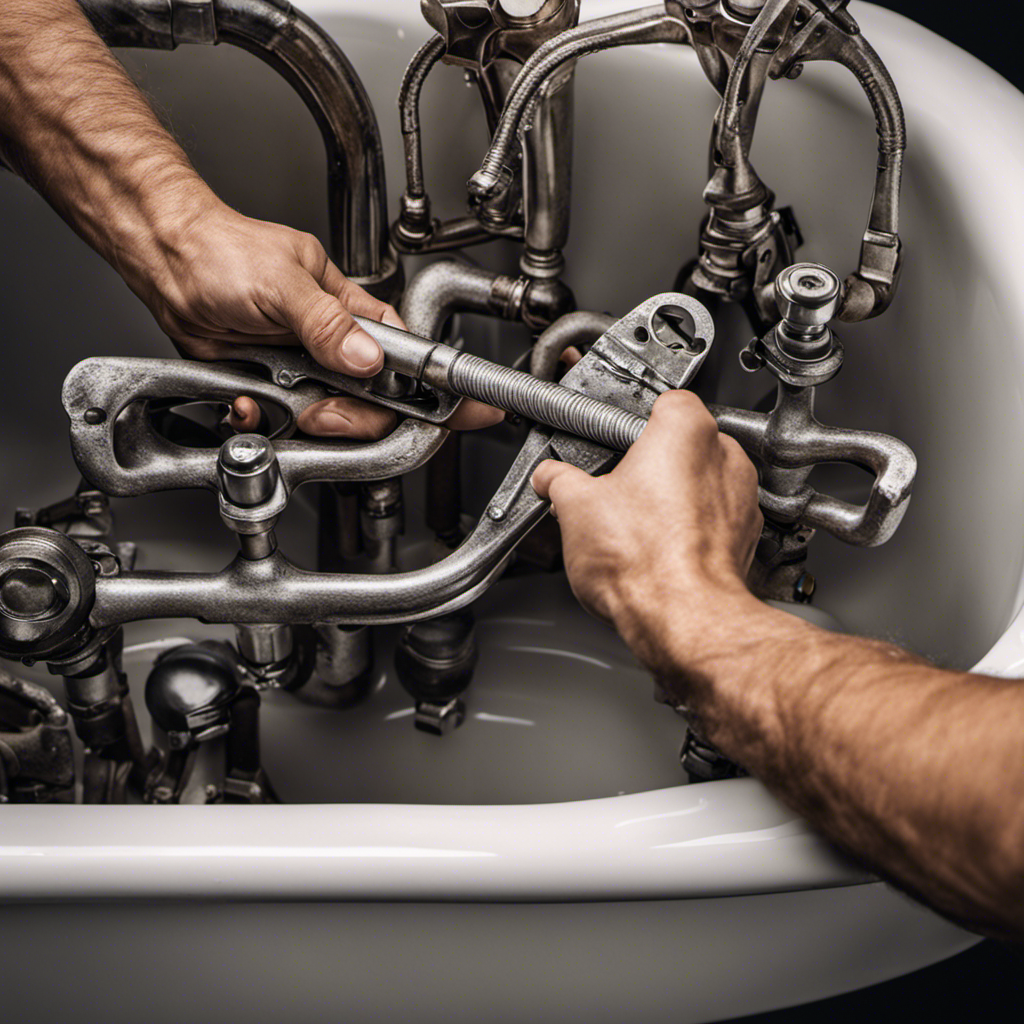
[877,0,1022,90]
[728,2,1023,1021]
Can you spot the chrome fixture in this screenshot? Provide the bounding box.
[0,0,916,800]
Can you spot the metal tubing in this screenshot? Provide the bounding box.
[710,0,785,200]
[90,514,535,627]
[530,311,617,379]
[831,33,905,320]
[520,67,575,267]
[468,6,688,200]
[399,259,510,340]
[399,34,446,202]
[771,5,906,319]
[399,259,520,557]
[395,33,447,243]
[77,0,396,289]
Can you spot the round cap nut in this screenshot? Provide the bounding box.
[0,528,96,658]
[774,263,841,330]
[0,565,64,619]
[217,434,280,507]
[498,0,549,18]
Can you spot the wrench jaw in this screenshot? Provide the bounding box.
[467,293,719,574]
[61,355,454,497]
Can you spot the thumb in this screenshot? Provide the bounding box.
[531,459,593,517]
[275,268,384,377]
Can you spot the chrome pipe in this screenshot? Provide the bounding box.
[77,0,399,294]
[530,310,615,380]
[399,259,509,340]
[468,6,689,201]
[395,33,446,246]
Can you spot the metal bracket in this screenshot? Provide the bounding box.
[171,0,216,45]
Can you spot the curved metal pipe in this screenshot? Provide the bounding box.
[773,9,906,320]
[530,310,615,380]
[394,33,447,245]
[711,0,787,195]
[829,34,905,320]
[399,258,525,545]
[468,5,689,199]
[77,0,398,293]
[90,506,536,626]
[400,258,515,339]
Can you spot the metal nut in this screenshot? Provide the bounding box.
[774,263,841,330]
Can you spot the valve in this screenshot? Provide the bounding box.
[395,609,478,735]
[144,642,275,803]
[773,262,842,358]
[217,434,288,560]
[0,527,96,661]
[740,262,844,387]
[217,433,281,507]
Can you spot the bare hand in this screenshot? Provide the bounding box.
[133,199,502,437]
[531,390,762,633]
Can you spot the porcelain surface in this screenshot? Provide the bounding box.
[2,2,1020,1019]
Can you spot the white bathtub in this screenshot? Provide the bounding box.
[2,2,1023,1021]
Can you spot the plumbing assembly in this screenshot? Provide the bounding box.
[0,0,917,803]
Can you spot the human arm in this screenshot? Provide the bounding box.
[532,389,1024,942]
[0,0,500,435]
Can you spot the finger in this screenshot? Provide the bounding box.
[530,458,592,508]
[228,396,262,432]
[560,345,583,369]
[321,260,408,331]
[443,399,506,431]
[271,266,384,377]
[297,396,398,440]
[620,389,718,470]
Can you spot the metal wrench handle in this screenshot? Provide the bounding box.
[354,315,650,452]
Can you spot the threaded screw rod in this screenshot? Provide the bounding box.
[355,314,649,452]
[435,352,647,452]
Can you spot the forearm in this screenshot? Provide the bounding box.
[619,589,1024,940]
[0,0,214,287]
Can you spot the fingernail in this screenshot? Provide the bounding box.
[315,412,353,435]
[341,330,382,370]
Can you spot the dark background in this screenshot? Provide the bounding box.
[879,0,1022,90]
[729,2,1023,1021]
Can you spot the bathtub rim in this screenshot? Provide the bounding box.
[0,1,1021,914]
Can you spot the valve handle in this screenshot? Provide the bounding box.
[711,404,917,547]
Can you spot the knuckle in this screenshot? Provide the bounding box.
[725,440,759,490]
[651,390,716,432]
[294,231,326,264]
[304,298,351,353]
[720,434,748,465]
[547,471,584,507]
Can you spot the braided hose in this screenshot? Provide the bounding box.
[468,6,686,198]
[399,34,446,201]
